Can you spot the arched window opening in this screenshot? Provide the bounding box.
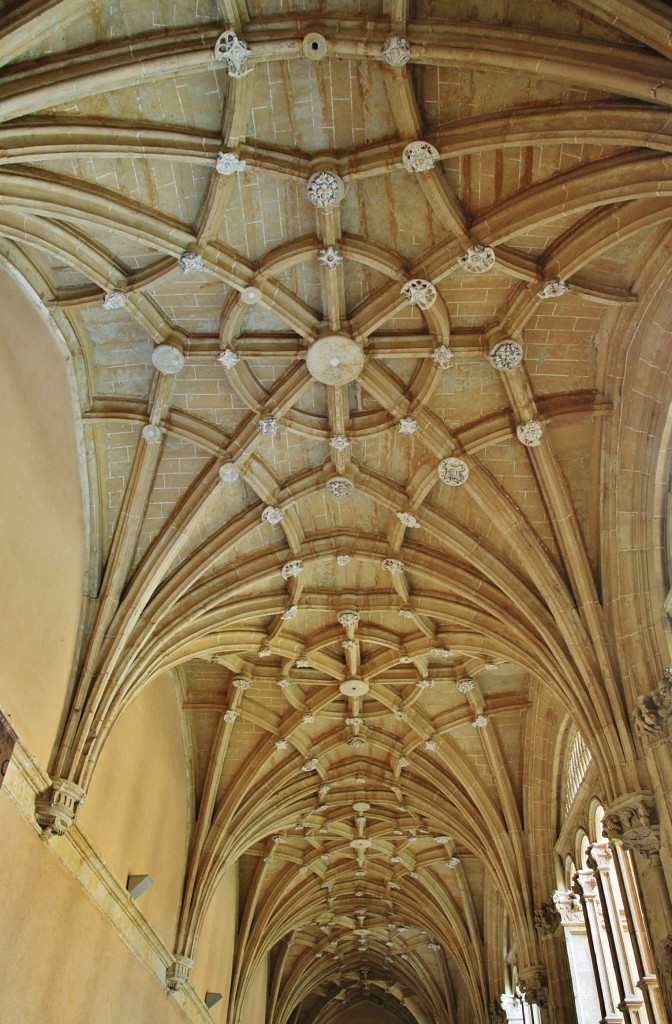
[565,731,592,814]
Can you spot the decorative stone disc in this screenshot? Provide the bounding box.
[152,343,185,374]
[306,333,365,385]
[340,678,369,697]
[350,838,372,850]
[438,457,469,486]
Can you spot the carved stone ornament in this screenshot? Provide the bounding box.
[445,856,460,868]
[330,434,350,451]
[277,677,291,688]
[281,559,304,579]
[552,888,583,924]
[166,955,194,991]
[398,606,415,619]
[533,902,562,938]
[338,610,360,627]
[350,737,366,749]
[438,456,469,486]
[275,738,289,750]
[382,558,405,574]
[488,999,508,1024]
[402,141,440,173]
[281,605,298,620]
[319,245,343,269]
[178,251,203,273]
[424,739,438,751]
[602,793,661,858]
[307,170,345,208]
[216,151,246,175]
[473,715,489,728]
[214,29,253,78]
[397,511,420,529]
[241,285,262,305]
[435,834,451,845]
[416,678,434,689]
[223,709,238,724]
[518,968,548,1008]
[142,424,162,444]
[217,348,239,369]
[432,647,454,658]
[303,713,315,724]
[219,462,240,483]
[382,35,411,65]
[103,290,126,310]
[302,758,319,772]
[295,656,311,668]
[327,476,354,499]
[457,677,475,693]
[427,942,441,952]
[258,416,279,436]
[336,552,351,566]
[233,675,251,690]
[398,416,418,435]
[633,666,672,735]
[258,645,272,658]
[432,345,453,369]
[459,244,496,274]
[35,778,87,836]
[539,279,571,299]
[262,506,284,525]
[342,639,357,650]
[489,339,524,371]
[401,278,437,310]
[152,342,185,375]
[517,420,543,447]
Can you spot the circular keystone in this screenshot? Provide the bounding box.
[303,33,328,60]
[340,678,369,697]
[306,333,365,386]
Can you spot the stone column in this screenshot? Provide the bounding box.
[573,868,623,1024]
[553,889,602,1024]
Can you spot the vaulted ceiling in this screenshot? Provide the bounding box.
[5,1,672,1022]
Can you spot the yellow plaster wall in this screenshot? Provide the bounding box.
[0,791,193,1024]
[190,865,238,1023]
[0,266,83,769]
[242,955,269,1024]
[78,670,190,949]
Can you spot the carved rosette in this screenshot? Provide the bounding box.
[178,251,203,273]
[538,279,571,299]
[281,605,298,620]
[602,793,660,858]
[223,709,238,724]
[141,424,162,444]
[398,606,415,619]
[213,29,252,78]
[633,666,672,735]
[258,416,279,436]
[217,348,239,369]
[35,778,87,836]
[166,955,194,990]
[517,420,543,447]
[382,558,405,574]
[518,968,548,1008]
[318,245,343,269]
[472,715,490,728]
[327,476,354,499]
[338,610,360,627]
[402,141,440,173]
[382,35,411,65]
[330,434,350,450]
[302,758,319,772]
[459,244,496,274]
[281,559,304,579]
[397,511,420,528]
[533,902,562,938]
[103,290,126,310]
[152,342,185,374]
[398,416,418,434]
[336,552,351,566]
[219,462,240,483]
[401,278,437,310]
[438,457,469,486]
[262,506,284,525]
[432,345,453,369]
[489,340,523,371]
[456,677,475,693]
[307,170,345,208]
[232,675,251,690]
[216,151,246,176]
[416,678,434,689]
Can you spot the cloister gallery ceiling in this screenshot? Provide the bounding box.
[5,0,672,1021]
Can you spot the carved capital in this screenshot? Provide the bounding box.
[602,793,660,858]
[633,667,672,736]
[35,778,86,835]
[166,955,194,991]
[573,868,598,899]
[533,902,561,938]
[518,967,548,1008]
[552,889,583,924]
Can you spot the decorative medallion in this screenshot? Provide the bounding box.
[416,678,434,689]
[424,740,438,751]
[262,506,284,525]
[277,677,291,688]
[103,291,126,310]
[217,348,239,369]
[223,709,238,724]
[281,605,298,620]
[178,251,203,274]
[445,856,460,868]
[346,717,363,728]
[303,713,315,724]
[397,511,420,529]
[281,560,303,579]
[275,739,288,750]
[382,558,405,574]
[435,835,451,844]
[472,715,490,728]
[457,677,476,693]
[214,29,252,78]
[141,424,162,444]
[241,285,262,305]
[517,420,543,447]
[382,35,411,65]
[336,552,351,566]
[152,342,185,374]
[402,141,440,173]
[401,278,437,310]
[329,434,350,451]
[216,151,246,176]
[233,676,251,690]
[458,245,496,274]
[398,606,415,619]
[306,333,364,385]
[432,345,453,369]
[273,834,287,844]
[349,737,366,749]
[258,416,279,436]
[319,245,343,269]
[489,339,523,371]
[431,647,453,658]
[538,279,571,299]
[302,758,319,772]
[398,416,418,435]
[399,756,411,768]
[258,645,272,658]
[342,639,357,651]
[438,457,469,486]
[327,477,354,499]
[428,942,441,952]
[307,170,345,208]
[295,656,311,668]
[340,678,369,697]
[483,662,498,671]
[338,610,360,627]
[219,462,240,483]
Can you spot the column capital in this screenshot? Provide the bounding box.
[552,888,583,924]
[533,901,562,939]
[35,777,86,836]
[573,867,599,899]
[602,793,660,859]
[587,838,613,872]
[518,967,548,1008]
[166,955,194,991]
[633,667,672,736]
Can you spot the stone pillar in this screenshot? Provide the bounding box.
[573,868,623,1024]
[554,889,602,1024]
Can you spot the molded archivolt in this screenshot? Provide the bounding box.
[2,2,672,1024]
